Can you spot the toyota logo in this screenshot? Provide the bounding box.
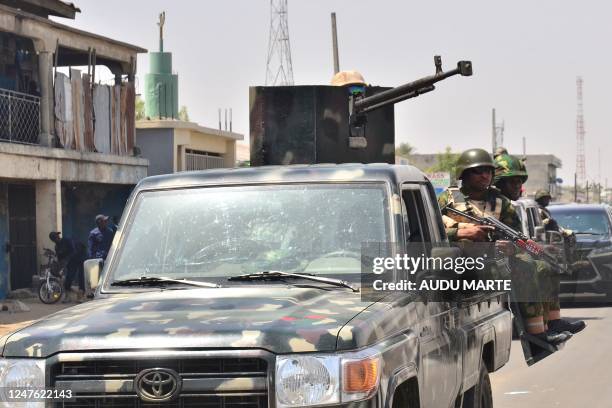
[134,368,181,402]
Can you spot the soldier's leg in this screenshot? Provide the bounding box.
[535,261,586,334]
[510,257,570,345]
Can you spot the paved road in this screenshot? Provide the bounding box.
[491,304,611,408]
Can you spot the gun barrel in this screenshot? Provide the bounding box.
[354,60,472,114]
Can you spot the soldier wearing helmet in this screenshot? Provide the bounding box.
[438,149,572,346]
[494,146,509,159]
[493,154,528,201]
[534,189,557,230]
[494,154,585,336]
[331,70,367,98]
[438,148,513,242]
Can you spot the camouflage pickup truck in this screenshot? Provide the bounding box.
[0,164,512,408]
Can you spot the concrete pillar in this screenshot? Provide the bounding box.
[35,179,62,270]
[38,50,54,147]
[0,184,9,299]
[224,141,237,167]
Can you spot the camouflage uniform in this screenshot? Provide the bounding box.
[439,150,548,319]
[494,154,560,318]
[438,185,544,318]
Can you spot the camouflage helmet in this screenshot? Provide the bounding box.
[455,148,495,180]
[494,154,528,183]
[331,70,366,86]
[535,189,552,201]
[494,146,508,158]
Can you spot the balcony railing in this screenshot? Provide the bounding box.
[185,152,225,171]
[0,87,41,145]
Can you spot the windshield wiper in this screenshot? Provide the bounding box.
[111,276,221,288]
[228,270,359,292]
[574,232,601,235]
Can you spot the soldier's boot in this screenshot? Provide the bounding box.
[533,330,572,346]
[548,318,586,334]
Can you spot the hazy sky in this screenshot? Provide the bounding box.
[57,0,611,185]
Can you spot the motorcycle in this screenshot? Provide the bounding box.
[38,248,65,304]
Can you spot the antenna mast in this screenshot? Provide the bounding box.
[265,0,294,85]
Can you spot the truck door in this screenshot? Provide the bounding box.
[401,183,460,408]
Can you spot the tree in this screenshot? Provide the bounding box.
[135,96,145,121]
[427,146,459,177]
[178,105,190,122]
[395,142,415,158]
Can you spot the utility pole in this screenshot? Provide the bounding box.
[574,173,577,202]
[492,108,496,153]
[331,12,340,75]
[576,76,586,186]
[586,180,589,203]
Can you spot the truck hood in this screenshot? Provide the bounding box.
[1,287,384,358]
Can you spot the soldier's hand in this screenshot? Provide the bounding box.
[456,225,495,241]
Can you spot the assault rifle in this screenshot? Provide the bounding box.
[442,205,568,274]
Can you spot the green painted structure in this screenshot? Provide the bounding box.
[144,12,178,119]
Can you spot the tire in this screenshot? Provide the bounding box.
[462,359,493,408]
[39,278,63,304]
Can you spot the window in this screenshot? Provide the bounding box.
[401,185,432,256]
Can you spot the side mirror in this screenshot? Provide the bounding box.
[534,226,546,242]
[84,259,103,293]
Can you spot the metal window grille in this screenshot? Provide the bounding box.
[185,152,225,171]
[0,87,41,145]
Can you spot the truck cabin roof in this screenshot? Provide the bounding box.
[135,163,429,192]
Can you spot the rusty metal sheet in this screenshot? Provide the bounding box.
[125,82,135,155]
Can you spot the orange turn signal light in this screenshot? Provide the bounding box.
[343,357,380,393]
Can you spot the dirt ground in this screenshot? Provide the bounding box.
[0,298,75,336]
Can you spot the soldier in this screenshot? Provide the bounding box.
[535,190,560,231]
[494,155,585,335]
[494,146,508,159]
[438,148,571,345]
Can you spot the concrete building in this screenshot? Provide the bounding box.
[136,15,243,174]
[0,0,147,297]
[521,154,563,199]
[137,120,242,175]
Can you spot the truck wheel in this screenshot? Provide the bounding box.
[462,360,493,408]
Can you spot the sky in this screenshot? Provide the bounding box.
[55,0,611,186]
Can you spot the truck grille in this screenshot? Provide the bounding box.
[50,357,269,408]
[55,395,267,408]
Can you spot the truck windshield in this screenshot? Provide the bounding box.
[108,183,390,285]
[549,208,611,236]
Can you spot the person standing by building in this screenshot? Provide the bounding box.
[49,231,85,302]
[88,214,115,260]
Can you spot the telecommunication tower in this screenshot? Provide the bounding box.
[265,0,294,86]
[576,76,586,186]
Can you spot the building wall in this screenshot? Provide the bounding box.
[135,128,175,177]
[62,183,133,250]
[522,154,562,199]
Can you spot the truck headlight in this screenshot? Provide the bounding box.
[275,352,380,407]
[276,355,340,407]
[0,359,45,408]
